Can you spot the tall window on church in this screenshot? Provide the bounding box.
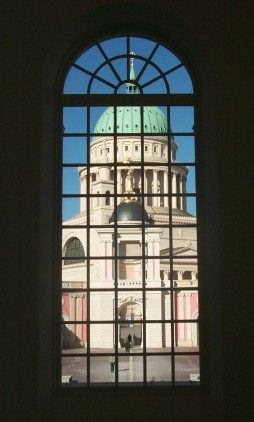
[64,237,85,265]
[60,36,200,387]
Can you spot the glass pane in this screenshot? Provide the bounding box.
[89,199,115,227]
[166,66,193,94]
[99,37,126,58]
[90,291,115,321]
[62,167,80,195]
[90,356,115,384]
[170,107,194,133]
[117,138,141,163]
[174,322,199,350]
[63,107,87,133]
[118,356,143,384]
[91,106,113,134]
[142,106,168,135]
[90,323,114,352]
[146,323,172,351]
[175,355,200,384]
[130,36,156,59]
[62,197,82,221]
[146,290,171,321]
[172,259,199,287]
[63,137,87,165]
[76,45,104,72]
[152,45,181,72]
[147,356,172,384]
[90,259,114,288]
[90,136,114,164]
[118,240,142,257]
[61,356,87,386]
[63,66,90,94]
[61,323,87,353]
[172,227,197,254]
[118,259,142,288]
[62,292,87,319]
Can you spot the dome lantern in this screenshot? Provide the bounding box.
[93,54,168,135]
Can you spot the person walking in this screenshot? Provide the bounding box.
[133,333,137,347]
[109,355,115,372]
[125,333,132,354]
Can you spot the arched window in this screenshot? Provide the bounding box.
[60,35,200,387]
[64,237,85,265]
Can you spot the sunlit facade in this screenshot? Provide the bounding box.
[62,62,198,352]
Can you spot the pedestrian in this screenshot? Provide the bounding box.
[109,355,115,372]
[133,333,137,346]
[125,339,130,354]
[125,333,132,354]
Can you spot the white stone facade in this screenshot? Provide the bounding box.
[62,134,198,350]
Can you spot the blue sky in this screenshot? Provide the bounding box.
[62,36,196,220]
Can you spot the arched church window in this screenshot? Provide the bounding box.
[64,237,85,265]
[60,36,200,387]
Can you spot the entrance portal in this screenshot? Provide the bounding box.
[118,301,142,347]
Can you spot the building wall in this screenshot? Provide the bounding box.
[3,1,252,420]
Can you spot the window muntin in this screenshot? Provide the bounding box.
[60,36,200,387]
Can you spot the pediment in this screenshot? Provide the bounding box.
[160,245,197,257]
[173,246,197,256]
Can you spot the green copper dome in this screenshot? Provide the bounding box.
[94,105,167,134]
[94,56,167,135]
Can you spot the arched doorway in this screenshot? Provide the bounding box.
[118,301,142,347]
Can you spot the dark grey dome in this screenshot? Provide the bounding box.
[109,199,153,225]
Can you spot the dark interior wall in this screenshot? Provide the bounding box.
[3,1,252,420]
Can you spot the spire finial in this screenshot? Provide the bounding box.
[130,51,135,70]
[129,51,135,81]
[126,52,139,94]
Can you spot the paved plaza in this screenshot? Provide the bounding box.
[62,347,199,386]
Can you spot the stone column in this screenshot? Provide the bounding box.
[117,169,122,204]
[163,170,168,207]
[69,294,77,346]
[185,292,192,345]
[179,174,183,210]
[153,169,158,206]
[144,169,147,206]
[177,293,184,345]
[76,294,83,342]
[80,174,87,212]
[182,175,187,211]
[172,172,177,208]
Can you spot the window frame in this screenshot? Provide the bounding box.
[58,35,201,389]
[40,6,221,402]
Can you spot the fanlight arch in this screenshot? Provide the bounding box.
[63,36,193,95]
